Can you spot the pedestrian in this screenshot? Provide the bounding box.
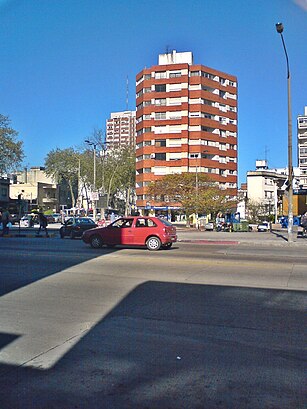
[1,208,11,236]
[36,212,49,237]
[301,212,307,237]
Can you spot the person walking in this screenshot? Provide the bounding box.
[301,212,307,237]
[1,208,11,236]
[36,212,49,237]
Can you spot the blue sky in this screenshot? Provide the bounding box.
[1,0,306,185]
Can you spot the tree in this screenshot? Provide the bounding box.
[245,199,267,223]
[0,114,24,174]
[147,172,236,216]
[114,147,136,215]
[80,134,136,212]
[44,148,80,207]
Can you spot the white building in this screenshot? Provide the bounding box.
[244,160,300,221]
[297,106,307,188]
[106,110,136,149]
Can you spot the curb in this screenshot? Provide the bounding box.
[1,233,57,238]
[178,239,239,245]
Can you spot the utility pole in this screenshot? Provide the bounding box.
[276,22,293,243]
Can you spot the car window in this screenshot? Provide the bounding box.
[159,219,173,227]
[111,218,133,228]
[136,218,146,227]
[136,218,157,228]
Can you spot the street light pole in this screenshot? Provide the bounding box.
[85,140,97,221]
[276,22,293,243]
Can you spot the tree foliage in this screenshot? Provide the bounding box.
[147,172,236,215]
[44,126,136,212]
[245,199,267,223]
[0,114,24,174]
[44,148,80,207]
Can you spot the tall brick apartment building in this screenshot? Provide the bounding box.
[135,51,238,214]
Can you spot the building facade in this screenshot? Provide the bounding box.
[106,110,136,149]
[298,106,307,188]
[135,50,238,213]
[10,167,60,212]
[246,160,304,220]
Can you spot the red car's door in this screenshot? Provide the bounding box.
[104,218,134,245]
[133,217,158,245]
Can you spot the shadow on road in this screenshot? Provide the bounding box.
[0,238,119,297]
[0,281,306,409]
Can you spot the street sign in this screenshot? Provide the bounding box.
[91,191,99,201]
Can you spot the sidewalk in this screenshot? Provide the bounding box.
[175,224,307,247]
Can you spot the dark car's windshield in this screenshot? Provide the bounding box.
[75,218,95,225]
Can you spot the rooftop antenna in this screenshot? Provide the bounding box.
[126,75,129,110]
[264,145,269,164]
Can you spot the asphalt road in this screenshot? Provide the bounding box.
[0,238,306,409]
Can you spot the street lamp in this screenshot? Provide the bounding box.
[275,22,294,243]
[85,139,97,220]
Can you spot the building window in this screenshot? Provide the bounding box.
[265,178,273,185]
[169,71,181,78]
[155,71,166,79]
[155,139,166,147]
[155,98,166,106]
[144,74,151,80]
[265,191,274,199]
[190,71,200,76]
[155,84,166,92]
[155,153,166,161]
[202,72,215,80]
[155,112,166,120]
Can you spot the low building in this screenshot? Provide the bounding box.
[246,160,304,220]
[10,167,60,212]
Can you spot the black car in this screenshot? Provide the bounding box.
[60,217,97,239]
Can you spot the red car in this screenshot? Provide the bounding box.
[82,216,177,251]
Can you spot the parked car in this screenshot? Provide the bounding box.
[257,221,270,232]
[52,213,61,223]
[19,214,38,227]
[10,214,19,225]
[60,217,98,239]
[204,220,214,231]
[82,216,177,251]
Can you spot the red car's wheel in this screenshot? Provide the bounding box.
[146,236,161,251]
[90,235,103,249]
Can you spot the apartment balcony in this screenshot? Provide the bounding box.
[42,197,57,203]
